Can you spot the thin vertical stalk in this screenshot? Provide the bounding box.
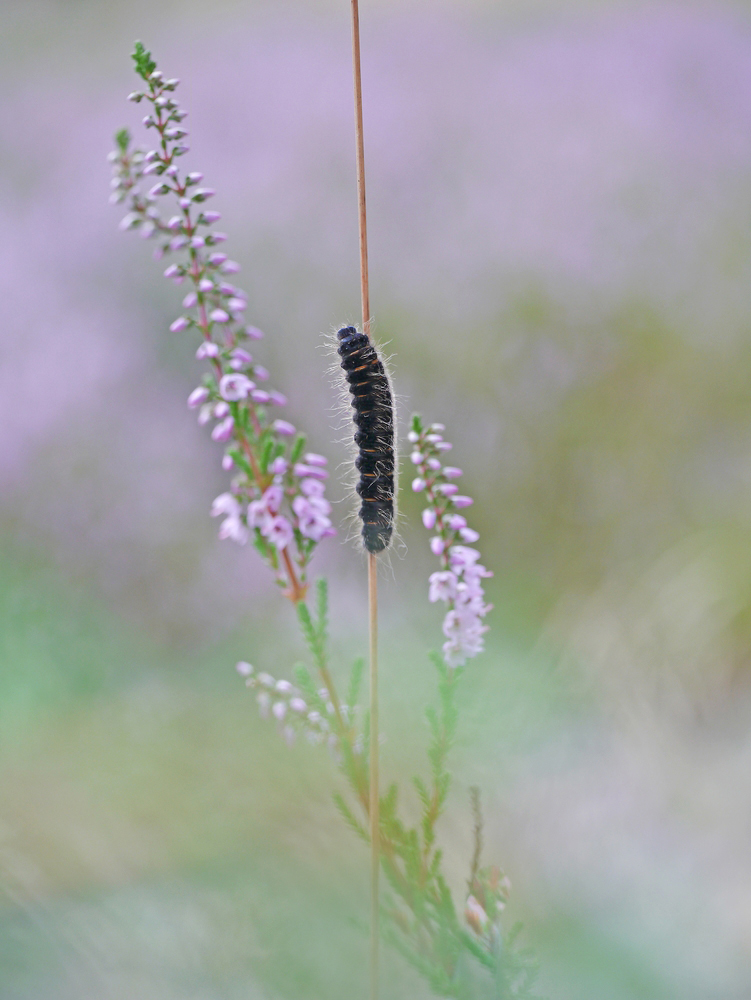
[351,0,370,337]
[368,550,379,1000]
[350,2,378,997]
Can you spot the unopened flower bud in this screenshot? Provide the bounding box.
[170,316,189,332]
[236,661,253,676]
[422,509,437,530]
[273,420,296,437]
[196,341,219,360]
[187,386,210,408]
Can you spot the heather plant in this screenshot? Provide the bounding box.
[110,40,542,1000]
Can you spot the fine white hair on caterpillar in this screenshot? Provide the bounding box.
[336,325,396,553]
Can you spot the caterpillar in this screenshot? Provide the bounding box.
[336,325,395,553]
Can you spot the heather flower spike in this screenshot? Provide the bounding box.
[410,414,492,667]
[110,42,335,602]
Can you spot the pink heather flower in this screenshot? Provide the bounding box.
[182,291,198,308]
[449,546,482,570]
[446,514,467,531]
[443,467,462,479]
[228,297,246,313]
[422,509,437,530]
[427,458,441,471]
[231,347,253,366]
[208,252,227,265]
[460,527,480,543]
[293,464,328,481]
[219,373,254,401]
[198,404,213,426]
[300,478,325,497]
[251,389,271,404]
[222,454,234,471]
[411,451,424,465]
[453,495,474,508]
[187,386,209,408]
[213,401,230,419]
[435,442,453,452]
[254,365,270,381]
[407,431,419,443]
[265,515,293,550]
[211,493,248,545]
[412,478,426,492]
[275,679,293,695]
[236,661,253,676]
[170,316,189,332]
[246,325,264,340]
[273,419,296,437]
[429,570,458,603]
[196,342,219,360]
[272,701,287,721]
[211,415,235,442]
[290,697,307,714]
[218,513,249,545]
[269,456,288,475]
[268,390,287,406]
[198,278,213,292]
[442,609,489,667]
[210,308,230,324]
[293,494,333,542]
[304,453,328,468]
[203,210,222,224]
[430,537,445,556]
[263,484,283,515]
[211,493,239,518]
[437,483,459,496]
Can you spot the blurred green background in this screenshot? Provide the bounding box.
[2,0,751,996]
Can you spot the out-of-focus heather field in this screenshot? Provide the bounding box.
[2,0,751,996]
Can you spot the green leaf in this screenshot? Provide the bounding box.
[333,792,369,843]
[347,656,365,709]
[290,433,307,464]
[114,128,130,153]
[315,577,328,640]
[131,41,157,81]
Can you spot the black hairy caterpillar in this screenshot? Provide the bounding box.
[337,325,395,553]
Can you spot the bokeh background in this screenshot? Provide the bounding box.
[2,0,751,996]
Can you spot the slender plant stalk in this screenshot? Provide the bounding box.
[368,551,379,999]
[351,0,371,337]
[349,1,379,996]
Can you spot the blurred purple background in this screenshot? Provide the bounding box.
[2,1,751,997]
